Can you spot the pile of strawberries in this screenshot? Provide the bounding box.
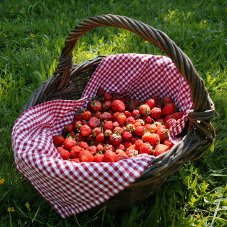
[53,88,183,162]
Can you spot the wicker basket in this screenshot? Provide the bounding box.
[23,14,215,211]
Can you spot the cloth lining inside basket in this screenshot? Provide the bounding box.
[12,54,193,218]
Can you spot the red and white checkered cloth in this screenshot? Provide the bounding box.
[12,54,193,218]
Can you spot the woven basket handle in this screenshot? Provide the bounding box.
[55,14,213,114]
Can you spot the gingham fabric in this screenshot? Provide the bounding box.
[12,54,193,218]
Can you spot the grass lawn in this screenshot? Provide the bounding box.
[0,0,226,226]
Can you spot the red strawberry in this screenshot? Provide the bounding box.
[134,139,143,149]
[111,100,126,112]
[88,145,97,155]
[132,109,141,119]
[164,139,174,148]
[76,133,85,142]
[156,127,169,142]
[64,138,77,150]
[97,87,105,96]
[93,153,104,162]
[79,150,94,162]
[138,143,153,155]
[150,107,162,119]
[74,113,83,121]
[79,141,89,149]
[162,96,173,104]
[126,116,136,124]
[117,144,125,150]
[173,112,184,120]
[116,152,129,161]
[57,147,70,160]
[95,111,102,119]
[104,121,113,130]
[139,104,151,116]
[105,144,115,152]
[104,92,112,101]
[122,131,133,141]
[96,133,105,143]
[103,101,112,110]
[124,141,132,148]
[53,135,64,147]
[88,100,102,112]
[73,120,82,131]
[125,145,138,157]
[113,121,120,128]
[100,112,112,120]
[162,103,175,116]
[96,143,104,151]
[143,116,153,124]
[103,150,116,162]
[146,98,156,109]
[115,113,126,125]
[124,110,131,118]
[64,124,73,132]
[165,118,177,129]
[154,144,169,156]
[142,132,160,146]
[92,127,102,137]
[134,119,145,127]
[109,133,122,146]
[113,126,124,135]
[134,126,145,137]
[88,117,101,128]
[80,125,92,137]
[70,145,82,158]
[82,111,92,120]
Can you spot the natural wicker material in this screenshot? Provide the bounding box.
[24,14,215,210]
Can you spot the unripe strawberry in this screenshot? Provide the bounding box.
[113,126,124,135]
[125,123,135,133]
[104,129,112,137]
[126,145,138,157]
